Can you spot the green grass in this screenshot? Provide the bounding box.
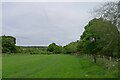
[2,54,118,78]
[0,55,2,78]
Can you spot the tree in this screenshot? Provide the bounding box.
[78,18,120,63]
[47,43,63,54]
[53,46,63,54]
[47,43,56,52]
[63,41,78,54]
[2,35,17,53]
[93,1,120,31]
[0,37,2,53]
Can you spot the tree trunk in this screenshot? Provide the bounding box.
[92,54,97,63]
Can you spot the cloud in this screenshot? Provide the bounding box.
[0,3,2,36]
[2,2,102,46]
[2,0,116,2]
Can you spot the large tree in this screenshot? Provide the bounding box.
[93,1,120,31]
[2,35,17,53]
[78,18,120,63]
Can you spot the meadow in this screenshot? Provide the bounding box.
[0,55,2,78]
[2,54,118,78]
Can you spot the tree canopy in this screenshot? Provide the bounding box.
[2,35,17,53]
[93,1,120,31]
[47,43,63,54]
[78,18,120,58]
[63,41,78,54]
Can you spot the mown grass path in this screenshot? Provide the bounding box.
[2,54,116,78]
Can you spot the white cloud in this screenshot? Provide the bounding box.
[0,2,2,36]
[2,0,117,2]
[2,2,102,46]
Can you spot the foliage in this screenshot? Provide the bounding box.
[2,35,17,53]
[53,45,63,54]
[0,37,2,53]
[78,18,120,58]
[20,47,50,54]
[47,43,63,54]
[93,2,119,25]
[63,41,78,54]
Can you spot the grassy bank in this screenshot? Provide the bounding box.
[2,54,118,78]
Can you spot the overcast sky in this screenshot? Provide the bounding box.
[2,2,103,46]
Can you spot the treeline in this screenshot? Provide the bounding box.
[1,36,20,53]
[21,46,47,48]
[1,36,48,54]
[47,41,78,54]
[78,18,120,63]
[47,18,120,62]
[1,18,120,62]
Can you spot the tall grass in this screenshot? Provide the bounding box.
[78,54,118,77]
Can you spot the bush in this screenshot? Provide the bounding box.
[47,43,63,54]
[63,41,78,54]
[2,35,17,53]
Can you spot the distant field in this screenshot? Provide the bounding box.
[2,54,118,78]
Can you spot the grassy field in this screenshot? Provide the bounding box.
[0,55,2,78]
[2,54,118,78]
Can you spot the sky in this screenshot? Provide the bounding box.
[2,2,104,46]
[1,0,116,2]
